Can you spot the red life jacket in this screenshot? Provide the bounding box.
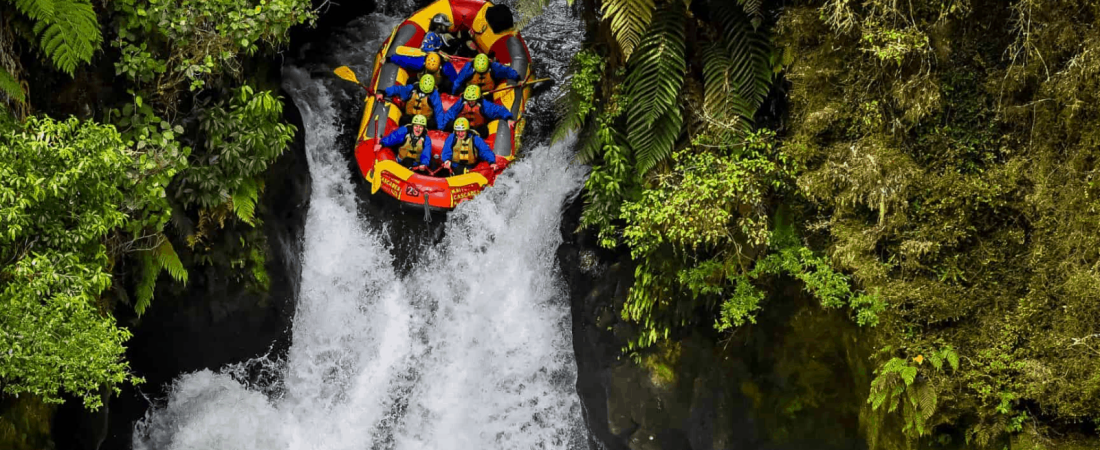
[459,101,485,128]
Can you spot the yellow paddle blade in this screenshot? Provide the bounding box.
[334,66,360,85]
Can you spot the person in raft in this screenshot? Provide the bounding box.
[377,76,447,129]
[451,53,521,95]
[375,114,432,171]
[421,14,453,53]
[389,51,459,93]
[443,85,514,136]
[441,117,498,175]
[389,15,459,91]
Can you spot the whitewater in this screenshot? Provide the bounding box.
[133,10,588,450]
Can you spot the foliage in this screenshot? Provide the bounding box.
[113,0,315,99]
[624,3,685,173]
[0,117,147,409]
[4,0,103,75]
[175,85,294,223]
[778,0,1100,445]
[0,67,25,104]
[600,0,655,60]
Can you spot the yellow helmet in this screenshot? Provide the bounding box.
[418,75,435,93]
[412,114,428,126]
[463,85,481,101]
[453,117,470,131]
[425,52,442,72]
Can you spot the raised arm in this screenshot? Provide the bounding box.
[490,62,521,81]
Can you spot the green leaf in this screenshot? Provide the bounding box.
[154,238,187,284]
[32,0,103,76]
[230,178,259,225]
[625,2,686,173]
[0,67,26,104]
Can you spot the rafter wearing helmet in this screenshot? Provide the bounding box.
[442,85,515,136]
[441,117,498,175]
[375,114,433,171]
[452,53,521,95]
[378,76,447,129]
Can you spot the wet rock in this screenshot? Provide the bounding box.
[559,191,869,450]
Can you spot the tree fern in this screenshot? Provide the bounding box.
[632,106,683,173]
[602,0,655,60]
[28,0,101,75]
[7,0,57,22]
[231,178,260,226]
[736,0,764,28]
[711,1,773,109]
[624,2,686,173]
[155,237,187,284]
[134,249,158,315]
[0,67,25,104]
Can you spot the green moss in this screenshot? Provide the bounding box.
[640,341,681,388]
[0,396,54,450]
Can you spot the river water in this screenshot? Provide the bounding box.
[132,3,588,449]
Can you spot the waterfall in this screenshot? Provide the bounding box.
[133,8,588,450]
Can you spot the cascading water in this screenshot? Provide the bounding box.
[133,4,588,449]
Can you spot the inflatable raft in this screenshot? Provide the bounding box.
[352,0,533,210]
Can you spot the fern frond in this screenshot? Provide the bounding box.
[575,121,602,163]
[711,0,773,110]
[9,0,57,22]
[134,249,157,316]
[632,105,683,174]
[701,44,753,132]
[917,383,937,421]
[33,0,102,75]
[625,3,686,131]
[0,67,25,104]
[231,179,260,226]
[735,0,764,27]
[602,0,655,60]
[154,238,188,284]
[624,3,685,175]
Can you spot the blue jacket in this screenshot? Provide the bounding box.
[441,133,496,166]
[382,84,448,129]
[442,99,515,129]
[390,54,459,84]
[451,62,521,94]
[380,126,433,166]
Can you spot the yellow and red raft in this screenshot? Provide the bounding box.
[353,0,533,210]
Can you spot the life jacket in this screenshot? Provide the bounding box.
[405,90,434,117]
[471,71,495,94]
[397,126,426,161]
[450,135,479,165]
[459,101,485,128]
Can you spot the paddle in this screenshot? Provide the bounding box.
[482,77,553,96]
[336,66,398,139]
[334,66,372,93]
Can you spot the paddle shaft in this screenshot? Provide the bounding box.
[482,78,552,96]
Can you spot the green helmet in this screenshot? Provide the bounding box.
[411,114,428,126]
[474,54,490,73]
[418,75,435,93]
[463,85,481,101]
[453,117,470,131]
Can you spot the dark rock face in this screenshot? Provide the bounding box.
[558,195,870,450]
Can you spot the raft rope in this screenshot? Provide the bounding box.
[423,193,431,223]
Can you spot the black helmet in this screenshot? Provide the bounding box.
[431,13,453,29]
